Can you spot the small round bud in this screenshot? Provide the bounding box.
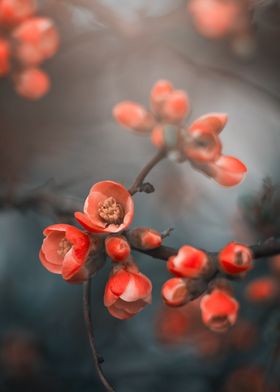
[161,90,190,123]
[167,245,211,279]
[0,0,36,25]
[161,278,189,307]
[245,277,278,303]
[113,101,154,133]
[200,288,239,333]
[218,242,253,276]
[150,79,173,113]
[14,68,50,100]
[128,227,162,250]
[105,236,131,263]
[13,17,59,66]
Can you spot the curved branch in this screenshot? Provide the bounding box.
[128,148,167,195]
[83,279,116,392]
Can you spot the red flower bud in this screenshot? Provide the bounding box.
[0,0,36,26]
[167,245,210,279]
[105,236,131,262]
[113,101,154,133]
[13,17,59,66]
[161,90,190,123]
[104,265,152,319]
[0,39,10,76]
[161,278,189,307]
[246,277,278,303]
[127,227,162,250]
[15,68,50,100]
[200,288,239,332]
[150,79,174,113]
[219,242,253,276]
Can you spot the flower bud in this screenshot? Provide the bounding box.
[13,17,59,66]
[113,101,154,133]
[161,278,189,307]
[167,245,211,279]
[200,288,239,332]
[105,236,131,262]
[104,264,152,319]
[15,68,50,100]
[127,227,162,250]
[219,242,253,276]
[245,277,278,303]
[0,0,36,25]
[161,90,190,123]
[150,79,173,113]
[0,39,10,76]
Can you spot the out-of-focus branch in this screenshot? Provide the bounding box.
[128,148,167,195]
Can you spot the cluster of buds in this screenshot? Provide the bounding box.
[162,242,253,332]
[0,0,59,99]
[39,180,163,320]
[187,0,256,58]
[113,80,247,187]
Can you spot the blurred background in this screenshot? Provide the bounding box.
[1,0,280,390]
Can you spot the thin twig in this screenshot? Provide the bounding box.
[128,148,167,195]
[83,279,116,392]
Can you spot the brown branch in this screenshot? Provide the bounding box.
[83,279,116,392]
[128,148,167,195]
[132,237,280,262]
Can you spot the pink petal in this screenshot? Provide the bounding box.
[39,250,62,274]
[41,231,65,265]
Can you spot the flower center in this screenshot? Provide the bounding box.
[57,238,72,257]
[98,197,124,225]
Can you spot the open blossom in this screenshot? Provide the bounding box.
[13,17,59,66]
[219,242,253,276]
[127,227,162,250]
[75,181,134,234]
[14,67,50,100]
[167,245,211,279]
[0,0,36,25]
[200,288,239,332]
[105,236,131,262]
[104,264,152,319]
[161,278,189,307]
[39,224,92,283]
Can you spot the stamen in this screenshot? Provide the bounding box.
[98,197,124,225]
[57,238,71,257]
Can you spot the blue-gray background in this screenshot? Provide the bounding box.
[1,0,280,391]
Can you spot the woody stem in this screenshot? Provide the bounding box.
[83,279,116,392]
[128,148,167,195]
